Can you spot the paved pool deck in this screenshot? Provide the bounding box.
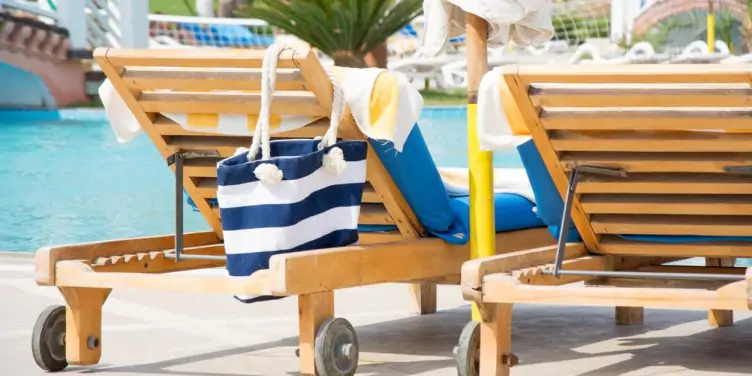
[1,252,751,376]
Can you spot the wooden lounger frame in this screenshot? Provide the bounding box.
[462,64,752,376]
[33,47,556,374]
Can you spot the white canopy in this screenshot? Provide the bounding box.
[419,0,555,56]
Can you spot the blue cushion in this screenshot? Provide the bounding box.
[368,125,546,244]
[369,125,460,236]
[516,139,582,242]
[449,193,545,235]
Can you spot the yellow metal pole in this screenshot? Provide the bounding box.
[707,0,715,52]
[466,13,494,322]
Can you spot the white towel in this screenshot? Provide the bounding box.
[438,167,536,203]
[419,0,554,57]
[99,79,141,144]
[477,67,531,152]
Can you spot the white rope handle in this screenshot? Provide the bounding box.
[319,69,346,150]
[248,45,346,159]
[247,44,282,161]
[247,45,349,179]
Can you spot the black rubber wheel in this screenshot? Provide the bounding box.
[32,305,68,372]
[454,321,480,376]
[314,318,359,376]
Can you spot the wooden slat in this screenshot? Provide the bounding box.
[541,109,752,131]
[598,235,752,258]
[550,130,752,153]
[578,173,752,194]
[195,178,216,198]
[122,67,306,91]
[97,47,304,69]
[637,265,747,275]
[184,158,222,178]
[581,194,752,215]
[362,183,381,203]
[561,152,752,173]
[591,214,752,236]
[138,91,327,116]
[153,115,330,138]
[359,232,404,244]
[530,85,752,108]
[359,203,395,225]
[517,64,751,85]
[587,277,736,290]
[166,135,248,157]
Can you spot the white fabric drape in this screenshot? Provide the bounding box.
[420,0,554,56]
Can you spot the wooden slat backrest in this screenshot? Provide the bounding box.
[502,64,752,257]
[93,47,424,243]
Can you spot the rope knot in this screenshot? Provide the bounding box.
[323,147,347,175]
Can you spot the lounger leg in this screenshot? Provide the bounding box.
[409,283,437,315]
[59,287,111,365]
[479,303,515,376]
[615,307,644,326]
[298,291,334,376]
[706,257,735,327]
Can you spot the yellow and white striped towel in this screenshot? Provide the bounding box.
[162,112,315,136]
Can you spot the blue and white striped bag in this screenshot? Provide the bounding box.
[216,46,368,303]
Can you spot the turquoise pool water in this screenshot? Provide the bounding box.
[0,107,524,252]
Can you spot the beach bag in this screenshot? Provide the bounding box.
[216,45,368,303]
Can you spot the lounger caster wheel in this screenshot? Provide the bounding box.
[32,305,68,372]
[314,317,359,376]
[454,321,480,376]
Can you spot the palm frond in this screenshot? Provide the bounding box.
[241,0,423,66]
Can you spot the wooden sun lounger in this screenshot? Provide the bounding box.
[456,64,752,376]
[30,47,556,375]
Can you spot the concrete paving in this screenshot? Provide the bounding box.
[1,252,751,376]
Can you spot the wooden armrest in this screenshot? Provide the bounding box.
[35,231,221,286]
[267,237,464,295]
[460,243,587,302]
[55,260,272,296]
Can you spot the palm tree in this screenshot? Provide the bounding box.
[218,0,251,18]
[239,0,423,68]
[743,0,752,52]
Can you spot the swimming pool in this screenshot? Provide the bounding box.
[0,107,523,252]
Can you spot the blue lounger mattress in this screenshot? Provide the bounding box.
[367,125,544,244]
[358,193,543,243]
[448,193,543,236]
